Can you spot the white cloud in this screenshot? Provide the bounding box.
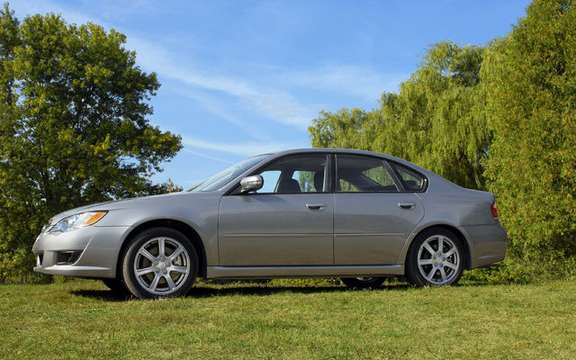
[12,1,406,131]
[128,38,317,129]
[182,148,233,164]
[182,137,306,157]
[281,65,405,101]
[170,89,272,142]
[11,0,407,140]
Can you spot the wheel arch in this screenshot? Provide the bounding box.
[403,224,472,270]
[116,219,208,278]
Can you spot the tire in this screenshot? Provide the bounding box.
[101,278,129,295]
[121,227,198,299]
[340,277,385,289]
[405,228,465,287]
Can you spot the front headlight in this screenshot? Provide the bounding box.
[48,211,108,233]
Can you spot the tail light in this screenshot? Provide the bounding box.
[490,201,499,219]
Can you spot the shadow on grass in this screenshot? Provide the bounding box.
[188,283,413,298]
[70,275,522,302]
[70,282,413,301]
[71,289,133,302]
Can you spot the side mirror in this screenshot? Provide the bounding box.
[240,175,263,193]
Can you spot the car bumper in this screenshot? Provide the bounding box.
[462,223,508,268]
[32,226,128,278]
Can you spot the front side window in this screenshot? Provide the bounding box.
[253,154,329,194]
[337,155,398,193]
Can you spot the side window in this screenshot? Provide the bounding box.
[391,162,427,192]
[258,170,281,193]
[337,155,398,193]
[253,154,329,194]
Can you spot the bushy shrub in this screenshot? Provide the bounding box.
[482,0,576,260]
[309,0,576,279]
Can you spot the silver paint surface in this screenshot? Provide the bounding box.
[33,148,507,279]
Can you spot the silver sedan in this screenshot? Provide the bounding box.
[33,148,507,298]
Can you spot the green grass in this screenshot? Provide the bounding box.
[1,278,576,359]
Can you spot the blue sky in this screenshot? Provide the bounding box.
[13,0,530,188]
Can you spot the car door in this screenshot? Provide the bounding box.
[219,153,334,266]
[333,154,424,265]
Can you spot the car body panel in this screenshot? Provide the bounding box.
[32,148,507,280]
[219,193,334,265]
[334,193,424,265]
[32,226,127,277]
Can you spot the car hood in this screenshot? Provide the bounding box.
[47,192,208,225]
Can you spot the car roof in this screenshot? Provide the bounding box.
[258,148,429,174]
[261,147,387,157]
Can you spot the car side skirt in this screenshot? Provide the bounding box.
[207,264,403,279]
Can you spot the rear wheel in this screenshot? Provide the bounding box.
[340,277,385,289]
[406,228,464,287]
[122,227,198,299]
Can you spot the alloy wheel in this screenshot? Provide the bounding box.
[133,237,191,295]
[417,235,460,285]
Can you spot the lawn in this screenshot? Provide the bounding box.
[1,278,576,359]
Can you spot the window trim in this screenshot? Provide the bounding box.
[386,159,429,193]
[334,153,402,194]
[225,152,334,196]
[224,151,429,196]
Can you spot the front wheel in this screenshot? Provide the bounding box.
[406,228,465,287]
[121,227,198,299]
[340,277,385,289]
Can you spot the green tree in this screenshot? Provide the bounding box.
[309,42,489,189]
[0,5,182,282]
[482,0,576,259]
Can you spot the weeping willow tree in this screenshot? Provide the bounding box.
[309,42,489,190]
[310,0,576,263]
[481,0,576,260]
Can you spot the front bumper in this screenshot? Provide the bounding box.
[32,226,128,278]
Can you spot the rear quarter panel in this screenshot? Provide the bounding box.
[396,173,503,267]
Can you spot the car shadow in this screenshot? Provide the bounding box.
[71,289,132,302]
[187,283,412,298]
[70,282,412,301]
[70,279,518,302]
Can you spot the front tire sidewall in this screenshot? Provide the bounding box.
[406,228,465,287]
[122,227,198,299]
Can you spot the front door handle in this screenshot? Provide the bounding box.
[306,204,326,210]
[398,202,415,209]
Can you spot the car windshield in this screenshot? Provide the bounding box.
[189,154,270,192]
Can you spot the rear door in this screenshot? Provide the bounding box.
[333,154,424,265]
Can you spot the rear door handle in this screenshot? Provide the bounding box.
[306,204,326,210]
[398,202,415,209]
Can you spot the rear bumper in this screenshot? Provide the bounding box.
[462,223,507,268]
[32,226,128,278]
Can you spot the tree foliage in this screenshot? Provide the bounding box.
[310,42,489,189]
[0,5,182,281]
[309,0,576,261]
[482,0,576,259]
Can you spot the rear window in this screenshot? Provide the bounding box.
[390,162,427,192]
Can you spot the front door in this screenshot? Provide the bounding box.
[333,154,424,265]
[219,153,333,266]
